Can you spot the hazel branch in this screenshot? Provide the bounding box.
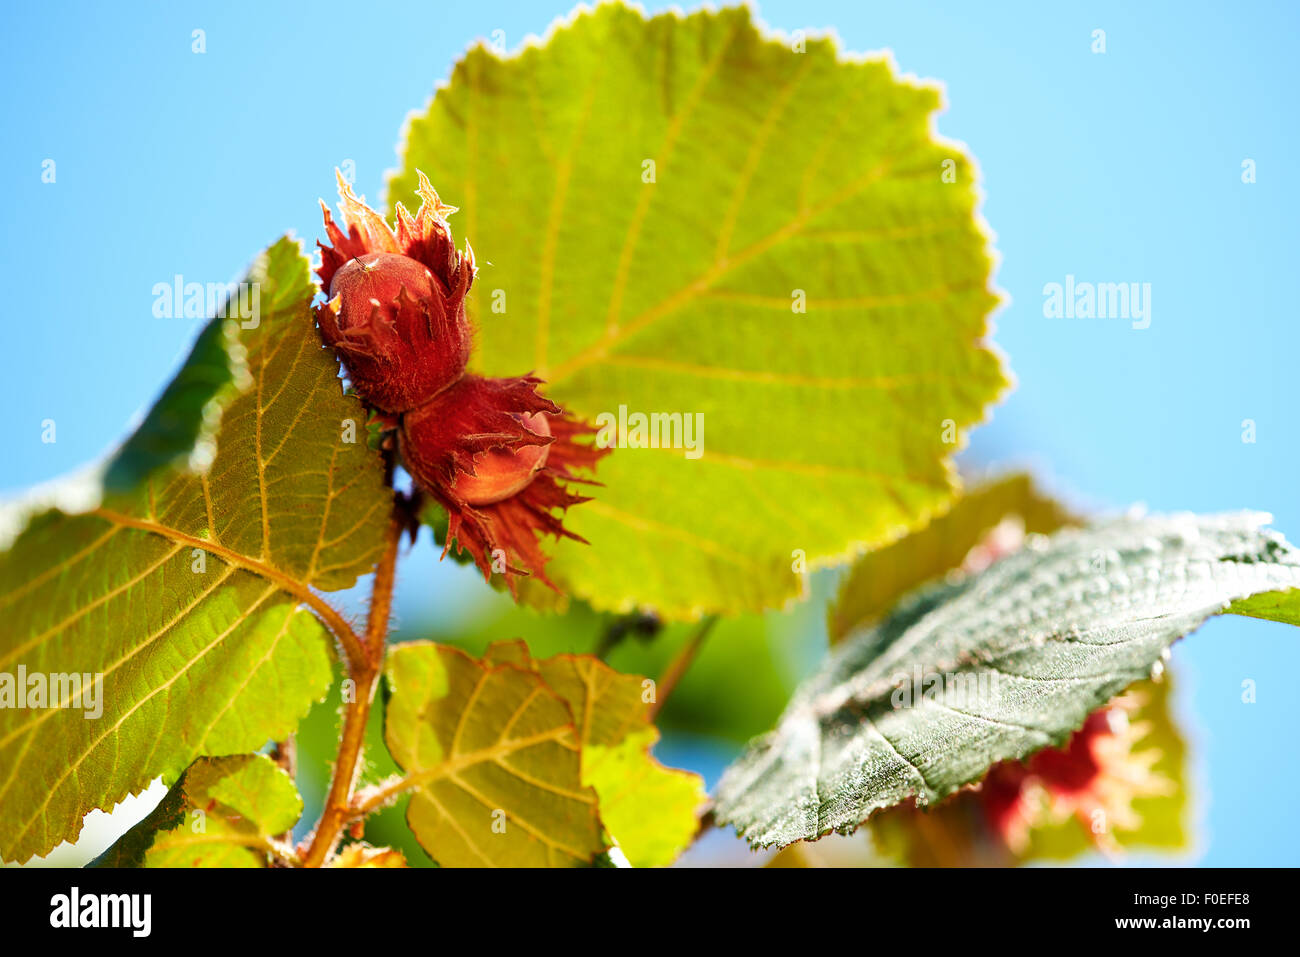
[300,476,405,867]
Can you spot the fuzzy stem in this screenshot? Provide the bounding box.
[300,504,403,867]
[349,774,412,819]
[364,515,402,660]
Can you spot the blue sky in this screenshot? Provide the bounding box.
[2,1,1298,865]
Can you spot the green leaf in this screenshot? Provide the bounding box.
[392,3,1008,617]
[584,727,704,867]
[383,642,605,867]
[865,675,1187,866]
[93,754,301,868]
[102,295,247,494]
[1227,589,1300,626]
[713,511,1300,849]
[400,588,798,745]
[483,640,705,867]
[0,238,389,863]
[829,472,1077,642]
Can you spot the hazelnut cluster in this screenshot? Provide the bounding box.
[315,172,606,590]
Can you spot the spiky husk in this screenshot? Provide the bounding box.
[314,170,475,412]
[400,375,608,591]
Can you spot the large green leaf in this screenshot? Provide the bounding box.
[392,3,1007,616]
[713,512,1300,848]
[0,238,389,863]
[92,754,301,868]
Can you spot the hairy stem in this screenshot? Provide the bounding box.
[365,513,402,660]
[300,502,403,867]
[301,662,380,867]
[349,774,411,819]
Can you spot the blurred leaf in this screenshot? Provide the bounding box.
[764,831,885,867]
[484,640,706,867]
[829,472,1077,642]
[0,239,388,863]
[713,512,1300,849]
[393,3,1008,617]
[327,844,408,867]
[585,727,704,867]
[1017,676,1187,861]
[404,592,804,745]
[383,642,604,866]
[93,754,300,868]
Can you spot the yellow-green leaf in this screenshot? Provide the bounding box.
[392,3,1007,617]
[485,640,705,867]
[0,238,389,863]
[1227,589,1300,627]
[93,754,301,868]
[584,727,704,868]
[327,843,409,867]
[383,642,604,867]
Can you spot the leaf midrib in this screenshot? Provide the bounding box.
[89,507,354,651]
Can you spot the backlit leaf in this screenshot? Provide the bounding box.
[484,640,705,867]
[392,3,1008,617]
[1227,588,1300,627]
[383,642,604,867]
[0,238,389,863]
[584,727,704,867]
[92,754,301,868]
